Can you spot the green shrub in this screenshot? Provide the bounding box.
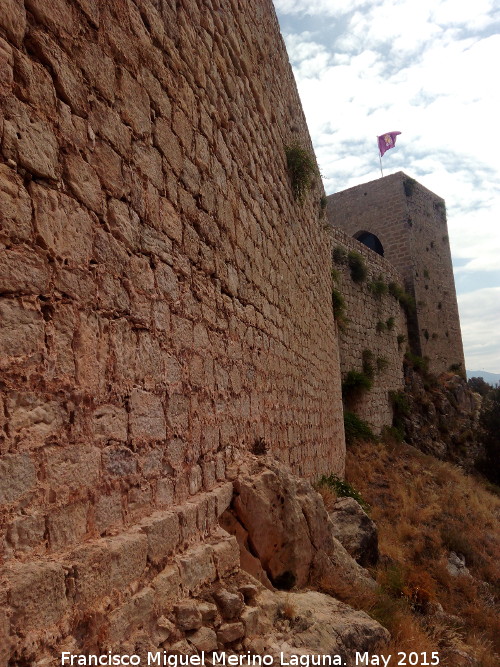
[405,352,430,374]
[317,470,370,511]
[342,370,373,397]
[347,251,367,282]
[369,276,388,298]
[332,246,347,264]
[284,143,317,203]
[397,334,406,349]
[386,317,395,330]
[331,268,340,282]
[332,288,346,321]
[376,320,387,333]
[388,282,415,311]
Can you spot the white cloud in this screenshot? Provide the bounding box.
[458,288,500,373]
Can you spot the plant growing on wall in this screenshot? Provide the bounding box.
[347,251,367,282]
[332,246,347,264]
[403,176,416,197]
[369,276,388,297]
[386,317,395,330]
[284,143,317,203]
[332,288,348,331]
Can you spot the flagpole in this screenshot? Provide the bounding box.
[379,152,383,178]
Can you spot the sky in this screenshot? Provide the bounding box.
[273,0,500,374]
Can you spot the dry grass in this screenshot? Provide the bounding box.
[341,437,500,665]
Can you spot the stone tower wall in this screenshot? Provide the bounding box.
[330,229,406,433]
[327,172,465,375]
[0,0,344,658]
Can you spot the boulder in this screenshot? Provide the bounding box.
[329,497,379,566]
[224,457,376,596]
[250,589,389,664]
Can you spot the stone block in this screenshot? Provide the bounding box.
[175,543,216,593]
[0,452,37,505]
[3,97,58,179]
[64,152,104,214]
[25,0,78,37]
[0,37,13,97]
[102,445,137,477]
[217,622,245,644]
[107,532,148,590]
[67,541,113,605]
[151,564,181,610]
[212,588,244,620]
[107,587,155,643]
[107,198,140,250]
[211,536,240,578]
[117,68,151,136]
[28,28,88,116]
[213,482,234,517]
[7,393,66,445]
[92,404,128,442]
[0,0,27,45]
[89,141,128,199]
[166,393,190,434]
[129,389,166,442]
[0,164,32,242]
[44,443,101,487]
[94,491,123,535]
[139,510,180,564]
[89,99,131,155]
[188,626,218,652]
[4,561,67,631]
[174,600,202,631]
[0,299,44,365]
[5,514,46,554]
[47,501,89,550]
[30,184,94,264]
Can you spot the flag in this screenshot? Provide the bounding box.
[378,131,401,157]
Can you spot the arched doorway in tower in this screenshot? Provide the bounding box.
[354,231,384,256]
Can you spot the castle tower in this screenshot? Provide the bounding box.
[327,172,465,375]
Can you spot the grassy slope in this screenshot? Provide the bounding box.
[320,437,500,666]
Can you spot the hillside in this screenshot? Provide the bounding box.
[334,435,500,667]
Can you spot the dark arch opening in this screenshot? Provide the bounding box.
[354,231,384,256]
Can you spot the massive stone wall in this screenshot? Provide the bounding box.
[327,172,465,375]
[330,229,406,433]
[0,0,345,658]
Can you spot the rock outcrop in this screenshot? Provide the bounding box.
[221,456,376,595]
[329,497,378,567]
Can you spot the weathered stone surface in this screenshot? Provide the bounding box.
[188,626,218,652]
[64,152,104,214]
[0,0,27,45]
[31,184,94,264]
[227,458,375,594]
[3,97,59,179]
[0,453,37,505]
[0,248,49,294]
[174,600,202,631]
[252,590,389,662]
[217,621,245,644]
[0,163,32,242]
[3,561,67,630]
[129,389,167,442]
[329,497,379,567]
[0,299,44,363]
[212,588,245,620]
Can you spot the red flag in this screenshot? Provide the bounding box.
[378,131,401,157]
